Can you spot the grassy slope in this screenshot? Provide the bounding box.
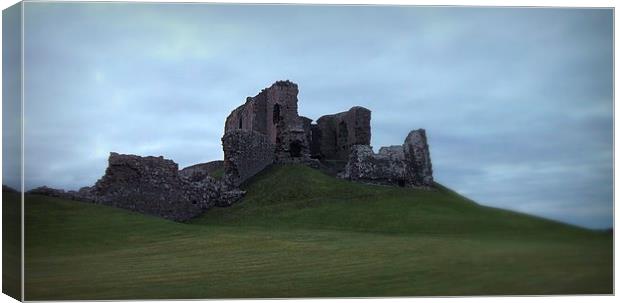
[24,165,612,299]
[2,191,21,300]
[194,165,599,238]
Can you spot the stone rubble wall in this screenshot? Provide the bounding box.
[222,130,275,188]
[340,129,434,188]
[340,145,407,186]
[28,152,244,221]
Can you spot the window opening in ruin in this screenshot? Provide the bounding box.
[273,104,281,124]
[289,141,302,157]
[239,118,243,129]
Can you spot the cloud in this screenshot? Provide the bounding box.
[2,4,22,190]
[19,3,613,229]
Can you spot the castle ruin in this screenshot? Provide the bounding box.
[224,81,312,163]
[27,80,434,221]
[221,80,432,189]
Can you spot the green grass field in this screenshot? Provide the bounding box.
[21,164,612,299]
[2,189,21,301]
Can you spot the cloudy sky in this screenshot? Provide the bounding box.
[5,2,613,228]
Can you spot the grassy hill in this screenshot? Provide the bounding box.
[2,188,21,301]
[21,165,612,299]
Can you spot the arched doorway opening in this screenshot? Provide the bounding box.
[289,140,302,158]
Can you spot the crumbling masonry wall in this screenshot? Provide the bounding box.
[91,153,201,221]
[341,129,434,187]
[86,153,221,221]
[403,129,434,187]
[29,153,244,221]
[314,106,371,161]
[222,130,275,188]
[341,145,407,186]
[224,81,311,162]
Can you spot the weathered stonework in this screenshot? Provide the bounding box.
[403,129,434,187]
[340,129,433,188]
[224,80,311,163]
[340,145,407,186]
[222,130,275,188]
[222,82,371,167]
[28,153,244,221]
[88,153,217,221]
[314,106,371,161]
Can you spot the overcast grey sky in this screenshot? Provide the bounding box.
[7,3,614,228]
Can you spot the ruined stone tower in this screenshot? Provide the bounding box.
[224,80,312,163]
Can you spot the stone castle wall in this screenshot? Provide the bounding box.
[222,130,275,188]
[28,153,244,221]
[223,82,373,164]
[315,106,372,161]
[341,145,407,186]
[403,129,434,187]
[86,153,218,221]
[224,81,311,163]
[341,129,434,188]
[224,81,300,145]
